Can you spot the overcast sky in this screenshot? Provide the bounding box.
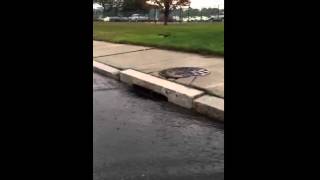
[190,0,224,9]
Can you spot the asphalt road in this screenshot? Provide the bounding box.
[93,73,224,180]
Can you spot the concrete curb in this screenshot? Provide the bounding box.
[120,69,204,109]
[194,95,224,122]
[93,62,224,122]
[93,61,120,80]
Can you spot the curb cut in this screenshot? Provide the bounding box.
[93,61,120,80]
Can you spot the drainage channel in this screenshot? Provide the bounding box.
[130,85,168,101]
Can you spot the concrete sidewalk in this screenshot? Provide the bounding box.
[93,41,224,98]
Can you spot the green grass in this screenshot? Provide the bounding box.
[93,22,224,56]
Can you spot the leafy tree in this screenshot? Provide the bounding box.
[122,0,149,16]
[147,0,190,25]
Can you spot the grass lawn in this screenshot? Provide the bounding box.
[93,22,224,56]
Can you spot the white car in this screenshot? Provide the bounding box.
[103,17,110,22]
[209,15,224,21]
[201,16,209,21]
[129,14,149,22]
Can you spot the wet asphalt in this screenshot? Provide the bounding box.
[93,73,224,180]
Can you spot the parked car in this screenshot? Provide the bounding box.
[103,17,110,22]
[119,16,129,21]
[103,16,129,22]
[202,16,209,21]
[209,15,224,22]
[188,16,201,22]
[129,14,149,22]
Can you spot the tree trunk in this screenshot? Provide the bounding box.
[164,3,170,25]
